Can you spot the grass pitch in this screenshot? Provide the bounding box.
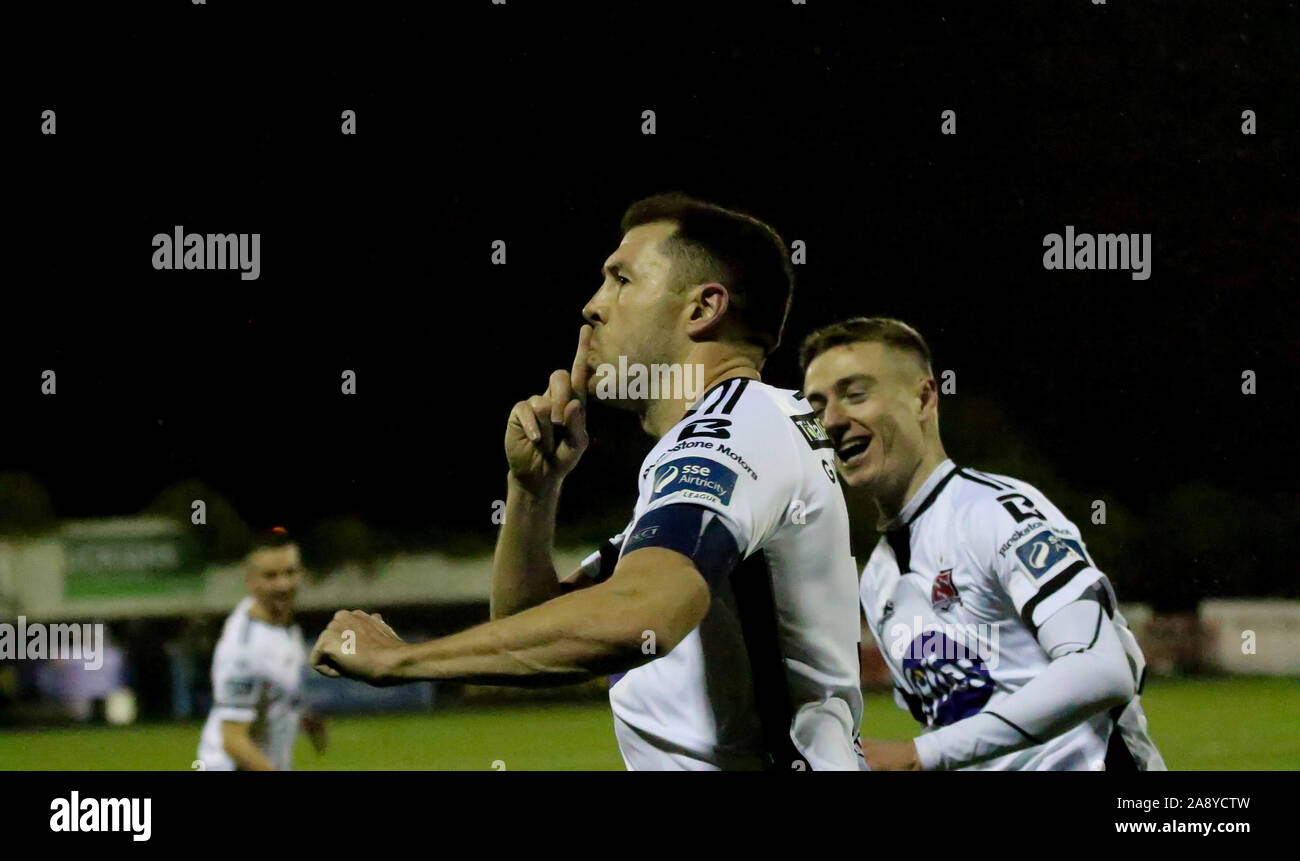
[0,676,1294,770]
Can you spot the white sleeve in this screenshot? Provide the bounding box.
[963,487,1104,636]
[639,406,799,556]
[913,598,1136,770]
[566,520,634,585]
[209,643,264,724]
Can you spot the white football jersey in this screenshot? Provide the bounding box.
[579,378,864,770]
[197,597,307,771]
[860,459,1164,770]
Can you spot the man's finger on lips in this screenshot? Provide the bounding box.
[570,324,592,407]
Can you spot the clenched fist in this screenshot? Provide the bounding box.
[310,610,407,686]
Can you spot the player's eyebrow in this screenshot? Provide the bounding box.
[601,261,633,280]
[834,374,876,393]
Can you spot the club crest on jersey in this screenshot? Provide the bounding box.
[931,569,960,610]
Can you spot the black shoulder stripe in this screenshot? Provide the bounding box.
[955,469,1005,491]
[905,468,959,525]
[1020,559,1092,636]
[696,378,734,414]
[974,470,1013,489]
[720,377,750,414]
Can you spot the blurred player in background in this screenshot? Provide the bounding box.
[801,317,1165,770]
[197,528,328,770]
[311,193,865,770]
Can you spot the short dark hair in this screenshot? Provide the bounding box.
[245,526,295,557]
[798,317,934,374]
[620,193,794,353]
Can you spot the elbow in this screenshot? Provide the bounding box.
[1094,657,1136,712]
[654,577,711,656]
[616,579,711,662]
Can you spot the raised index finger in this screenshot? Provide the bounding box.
[570,324,592,407]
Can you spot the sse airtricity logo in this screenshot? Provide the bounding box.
[654,466,679,494]
[650,457,738,506]
[1015,531,1087,579]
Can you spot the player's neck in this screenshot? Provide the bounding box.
[248,598,292,627]
[875,445,949,525]
[641,354,762,439]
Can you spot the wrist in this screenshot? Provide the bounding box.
[507,471,563,504]
[383,641,419,681]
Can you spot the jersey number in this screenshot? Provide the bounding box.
[678,418,732,441]
[997,492,1046,523]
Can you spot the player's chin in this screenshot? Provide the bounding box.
[838,468,869,488]
[834,451,865,477]
[837,458,880,489]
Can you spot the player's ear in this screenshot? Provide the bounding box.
[684,282,729,340]
[916,374,939,421]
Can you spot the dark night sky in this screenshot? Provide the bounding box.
[4,2,1296,602]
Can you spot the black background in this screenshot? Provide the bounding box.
[4,1,1297,608]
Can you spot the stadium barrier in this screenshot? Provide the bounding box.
[1199,599,1300,676]
[1,534,588,622]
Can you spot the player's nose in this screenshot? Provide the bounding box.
[822,400,849,435]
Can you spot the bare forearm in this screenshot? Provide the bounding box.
[491,475,564,619]
[395,549,708,687]
[394,583,647,686]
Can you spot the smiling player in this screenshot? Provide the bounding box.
[801,317,1165,771]
[197,529,327,771]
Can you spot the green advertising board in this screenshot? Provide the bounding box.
[61,520,204,599]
